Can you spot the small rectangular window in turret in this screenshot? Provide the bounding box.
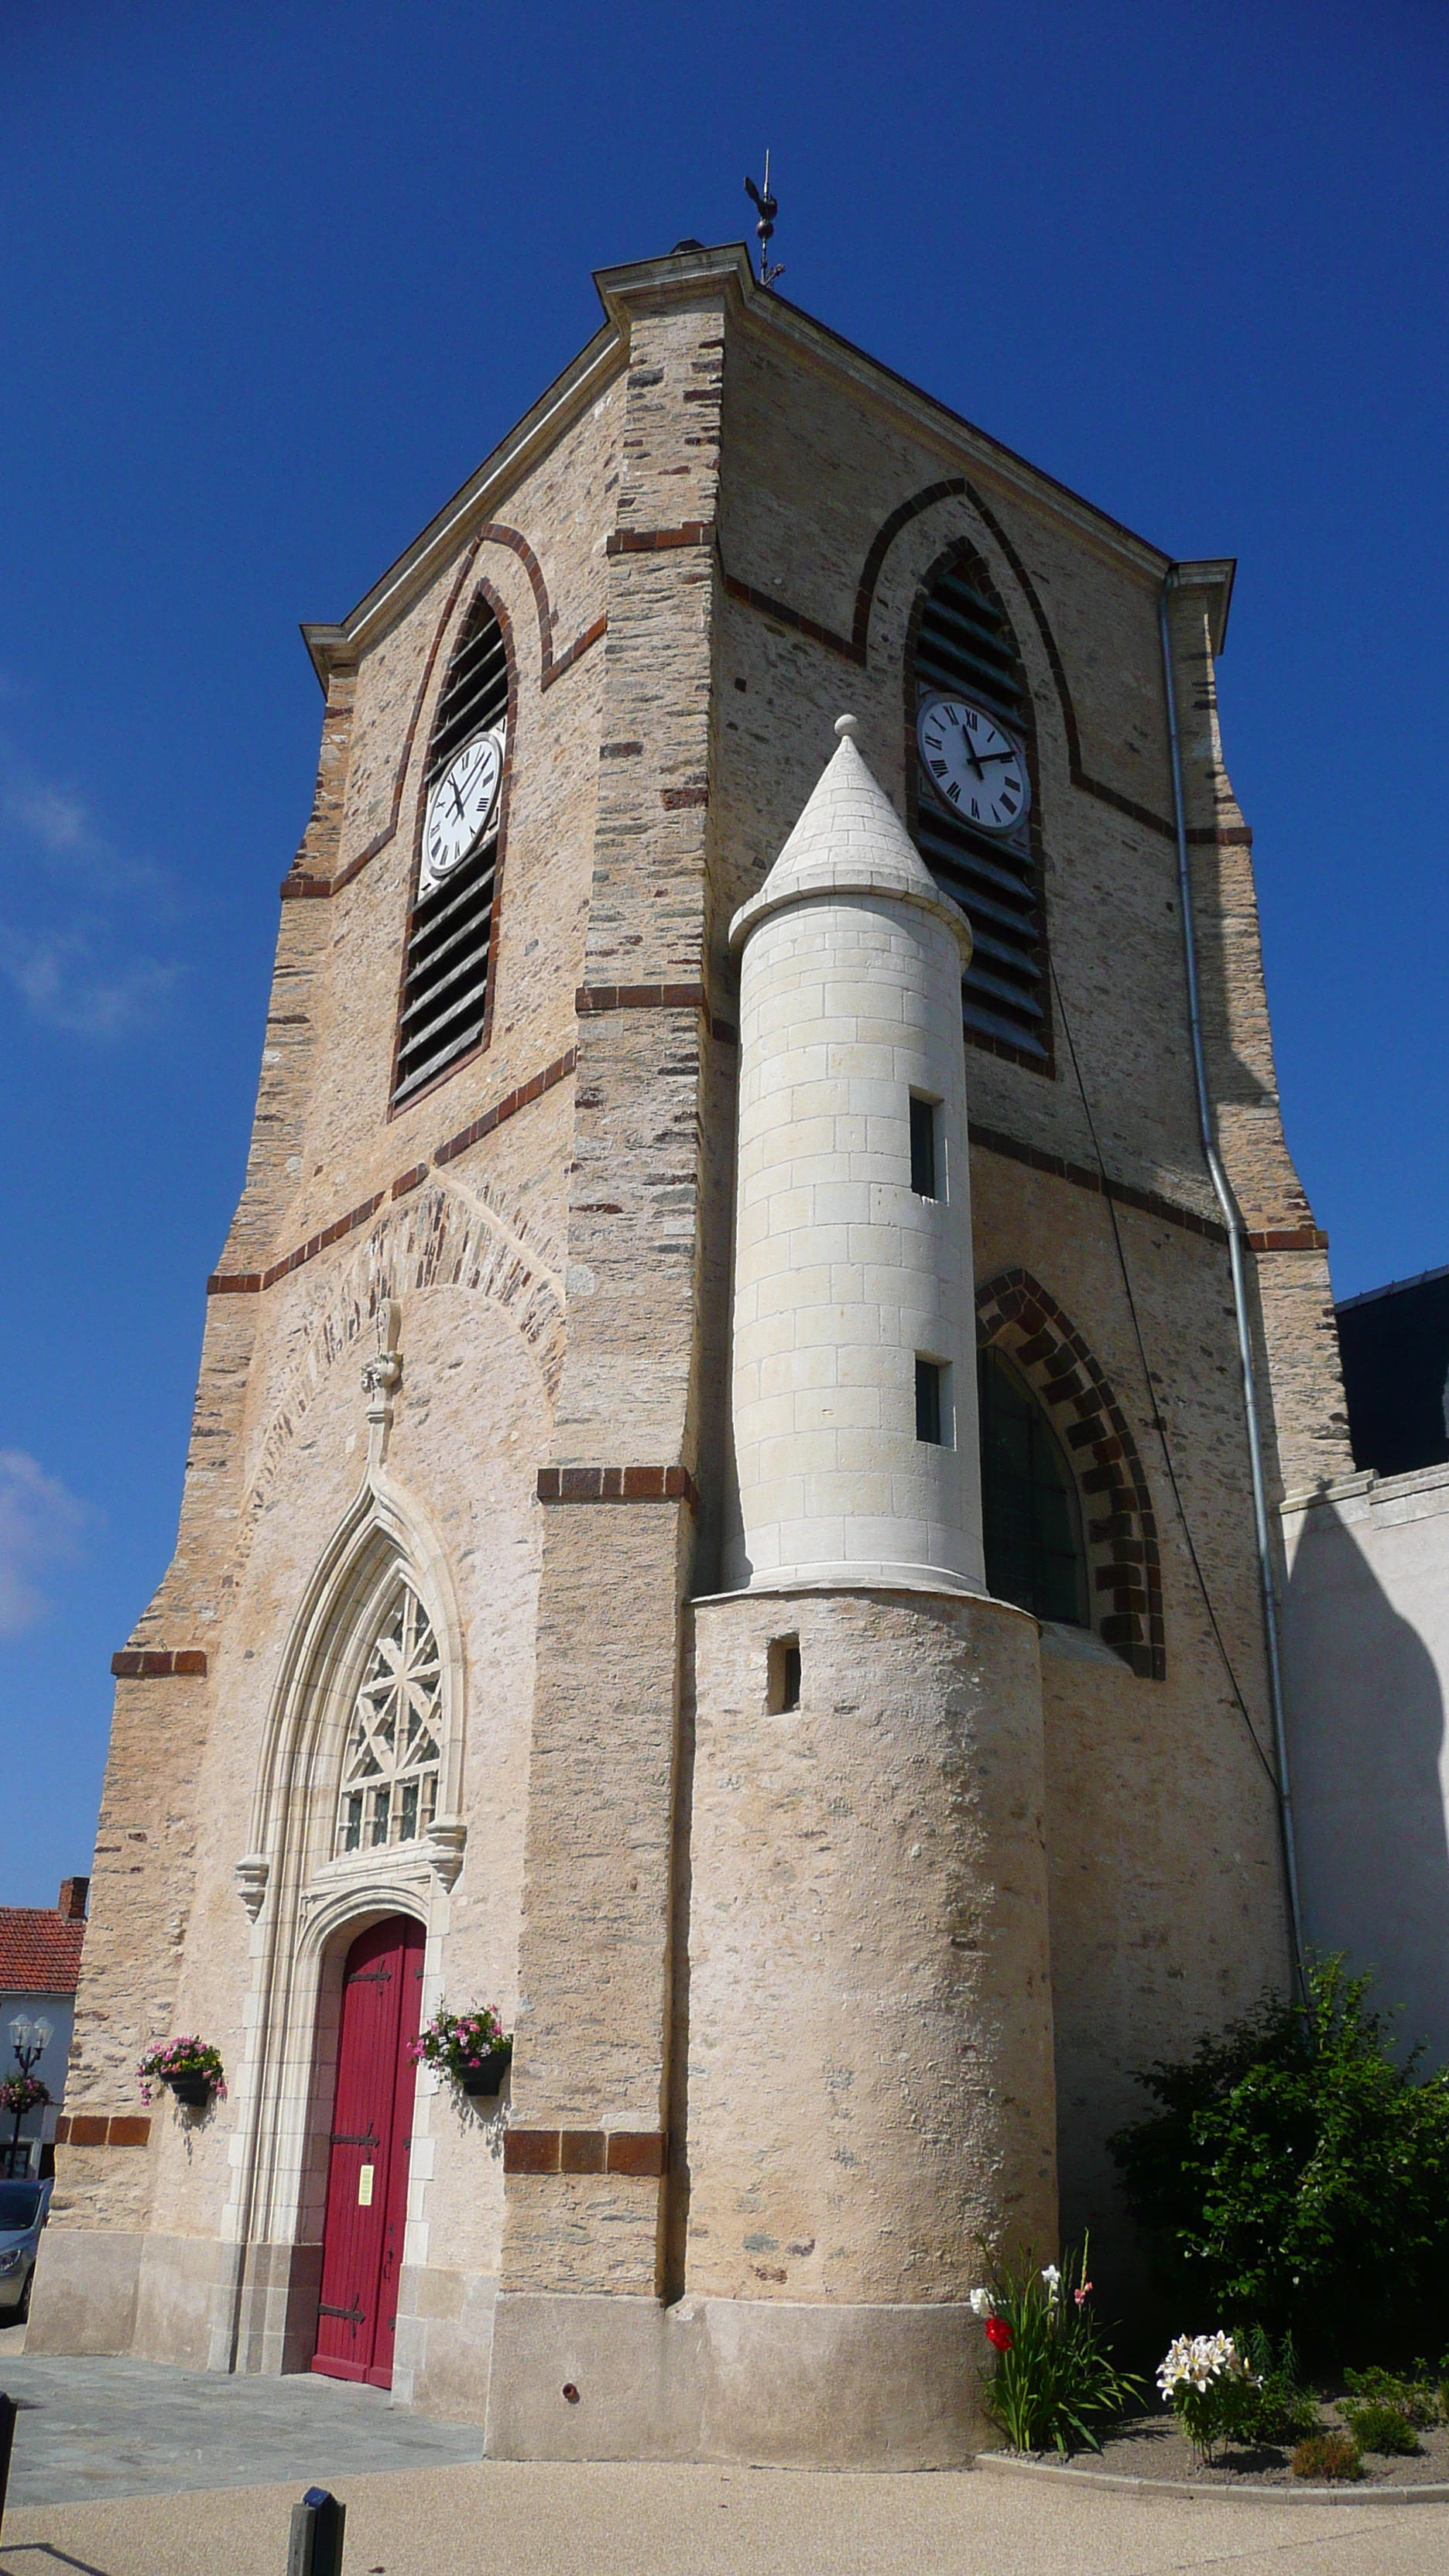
[916,1357,947,1445]
[909,1094,939,1199]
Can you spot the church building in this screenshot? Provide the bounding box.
[29,240,1351,2466]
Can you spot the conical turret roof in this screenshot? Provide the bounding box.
[729,715,972,959]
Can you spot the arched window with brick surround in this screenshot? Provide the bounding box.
[975,1269,1165,1680]
[392,591,512,1110]
[906,546,1049,1072]
[978,1345,1088,1626]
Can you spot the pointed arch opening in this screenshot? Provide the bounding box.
[392,584,514,1112]
[335,1577,444,1857]
[905,541,1052,1074]
[978,1345,1088,1627]
[976,1267,1166,1679]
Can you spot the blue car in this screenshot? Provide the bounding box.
[0,2174,53,2321]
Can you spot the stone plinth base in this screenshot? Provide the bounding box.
[26,2226,143,2355]
[485,2290,986,2466]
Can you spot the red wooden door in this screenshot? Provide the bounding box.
[312,1914,425,2387]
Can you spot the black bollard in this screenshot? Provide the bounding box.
[0,2390,15,2531]
[286,2484,346,2576]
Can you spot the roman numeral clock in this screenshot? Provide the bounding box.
[916,694,1029,834]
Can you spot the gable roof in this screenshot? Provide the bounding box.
[0,1907,85,1996]
[303,241,1235,690]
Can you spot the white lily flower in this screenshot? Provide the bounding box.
[968,2287,995,2320]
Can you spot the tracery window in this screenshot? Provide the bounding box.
[335,1583,442,1855]
[392,595,510,1109]
[909,553,1048,1069]
[978,1347,1088,1626]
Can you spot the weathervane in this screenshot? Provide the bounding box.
[745,151,784,289]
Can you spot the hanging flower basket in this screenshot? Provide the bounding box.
[459,2047,513,2098]
[410,2005,512,2098]
[137,2037,226,2109]
[0,2073,50,2119]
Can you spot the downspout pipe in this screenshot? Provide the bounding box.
[1159,568,1307,1996]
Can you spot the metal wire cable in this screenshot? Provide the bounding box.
[1047,951,1283,1796]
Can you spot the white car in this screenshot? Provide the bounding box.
[0,2174,53,2321]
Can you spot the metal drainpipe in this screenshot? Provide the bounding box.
[1159,568,1307,1993]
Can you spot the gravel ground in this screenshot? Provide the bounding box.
[1040,2407,1449,2489]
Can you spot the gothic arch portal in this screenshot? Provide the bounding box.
[211,1469,463,2377]
[975,1267,1166,1680]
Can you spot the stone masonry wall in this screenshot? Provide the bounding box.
[45,335,625,2306]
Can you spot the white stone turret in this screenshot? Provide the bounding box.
[725,715,985,1593]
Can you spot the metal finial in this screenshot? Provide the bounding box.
[744,150,785,289]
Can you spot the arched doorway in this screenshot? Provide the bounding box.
[312,1915,425,2388]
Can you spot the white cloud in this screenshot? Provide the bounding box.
[0,1450,88,1636]
[9,782,90,853]
[0,738,182,1035]
[0,923,180,1036]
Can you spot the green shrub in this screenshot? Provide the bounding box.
[1342,2364,1443,2428]
[971,2240,1145,2454]
[1341,2400,1420,2456]
[1108,1957,1449,2358]
[1292,2430,1363,2482]
[1230,2326,1319,2445]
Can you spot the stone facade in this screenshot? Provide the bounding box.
[30,242,1349,2465]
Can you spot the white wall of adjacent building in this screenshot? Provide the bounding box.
[1281,1461,1449,2067]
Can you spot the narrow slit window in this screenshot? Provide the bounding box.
[909,557,1047,1070]
[909,1094,938,1199]
[768,1636,801,1713]
[916,1357,944,1446]
[392,599,509,1109]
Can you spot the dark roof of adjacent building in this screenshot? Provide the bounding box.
[0,1879,88,1996]
[1337,1264,1449,1479]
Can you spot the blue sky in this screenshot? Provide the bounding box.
[1,1,1445,1903]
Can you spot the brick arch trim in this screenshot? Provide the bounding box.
[975,1266,1165,1681]
[282,522,605,903]
[233,1175,566,1578]
[721,476,1174,841]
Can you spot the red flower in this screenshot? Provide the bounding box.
[985,2317,1014,2354]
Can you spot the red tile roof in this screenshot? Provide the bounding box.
[0,1907,85,1996]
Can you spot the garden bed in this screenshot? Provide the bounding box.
[1011,2407,1449,2490]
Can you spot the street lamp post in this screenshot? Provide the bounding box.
[6,2014,53,2179]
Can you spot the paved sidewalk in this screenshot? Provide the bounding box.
[0,2345,1444,2576]
[0,2351,481,2508]
[3,2458,1447,2576]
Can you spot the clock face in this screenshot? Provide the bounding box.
[916,696,1029,835]
[420,728,504,897]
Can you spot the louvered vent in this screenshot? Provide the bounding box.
[392,604,510,1109]
[913,567,1047,1065]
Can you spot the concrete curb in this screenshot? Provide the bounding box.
[974,2450,1449,2508]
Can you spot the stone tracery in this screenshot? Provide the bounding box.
[336,1581,442,1856]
